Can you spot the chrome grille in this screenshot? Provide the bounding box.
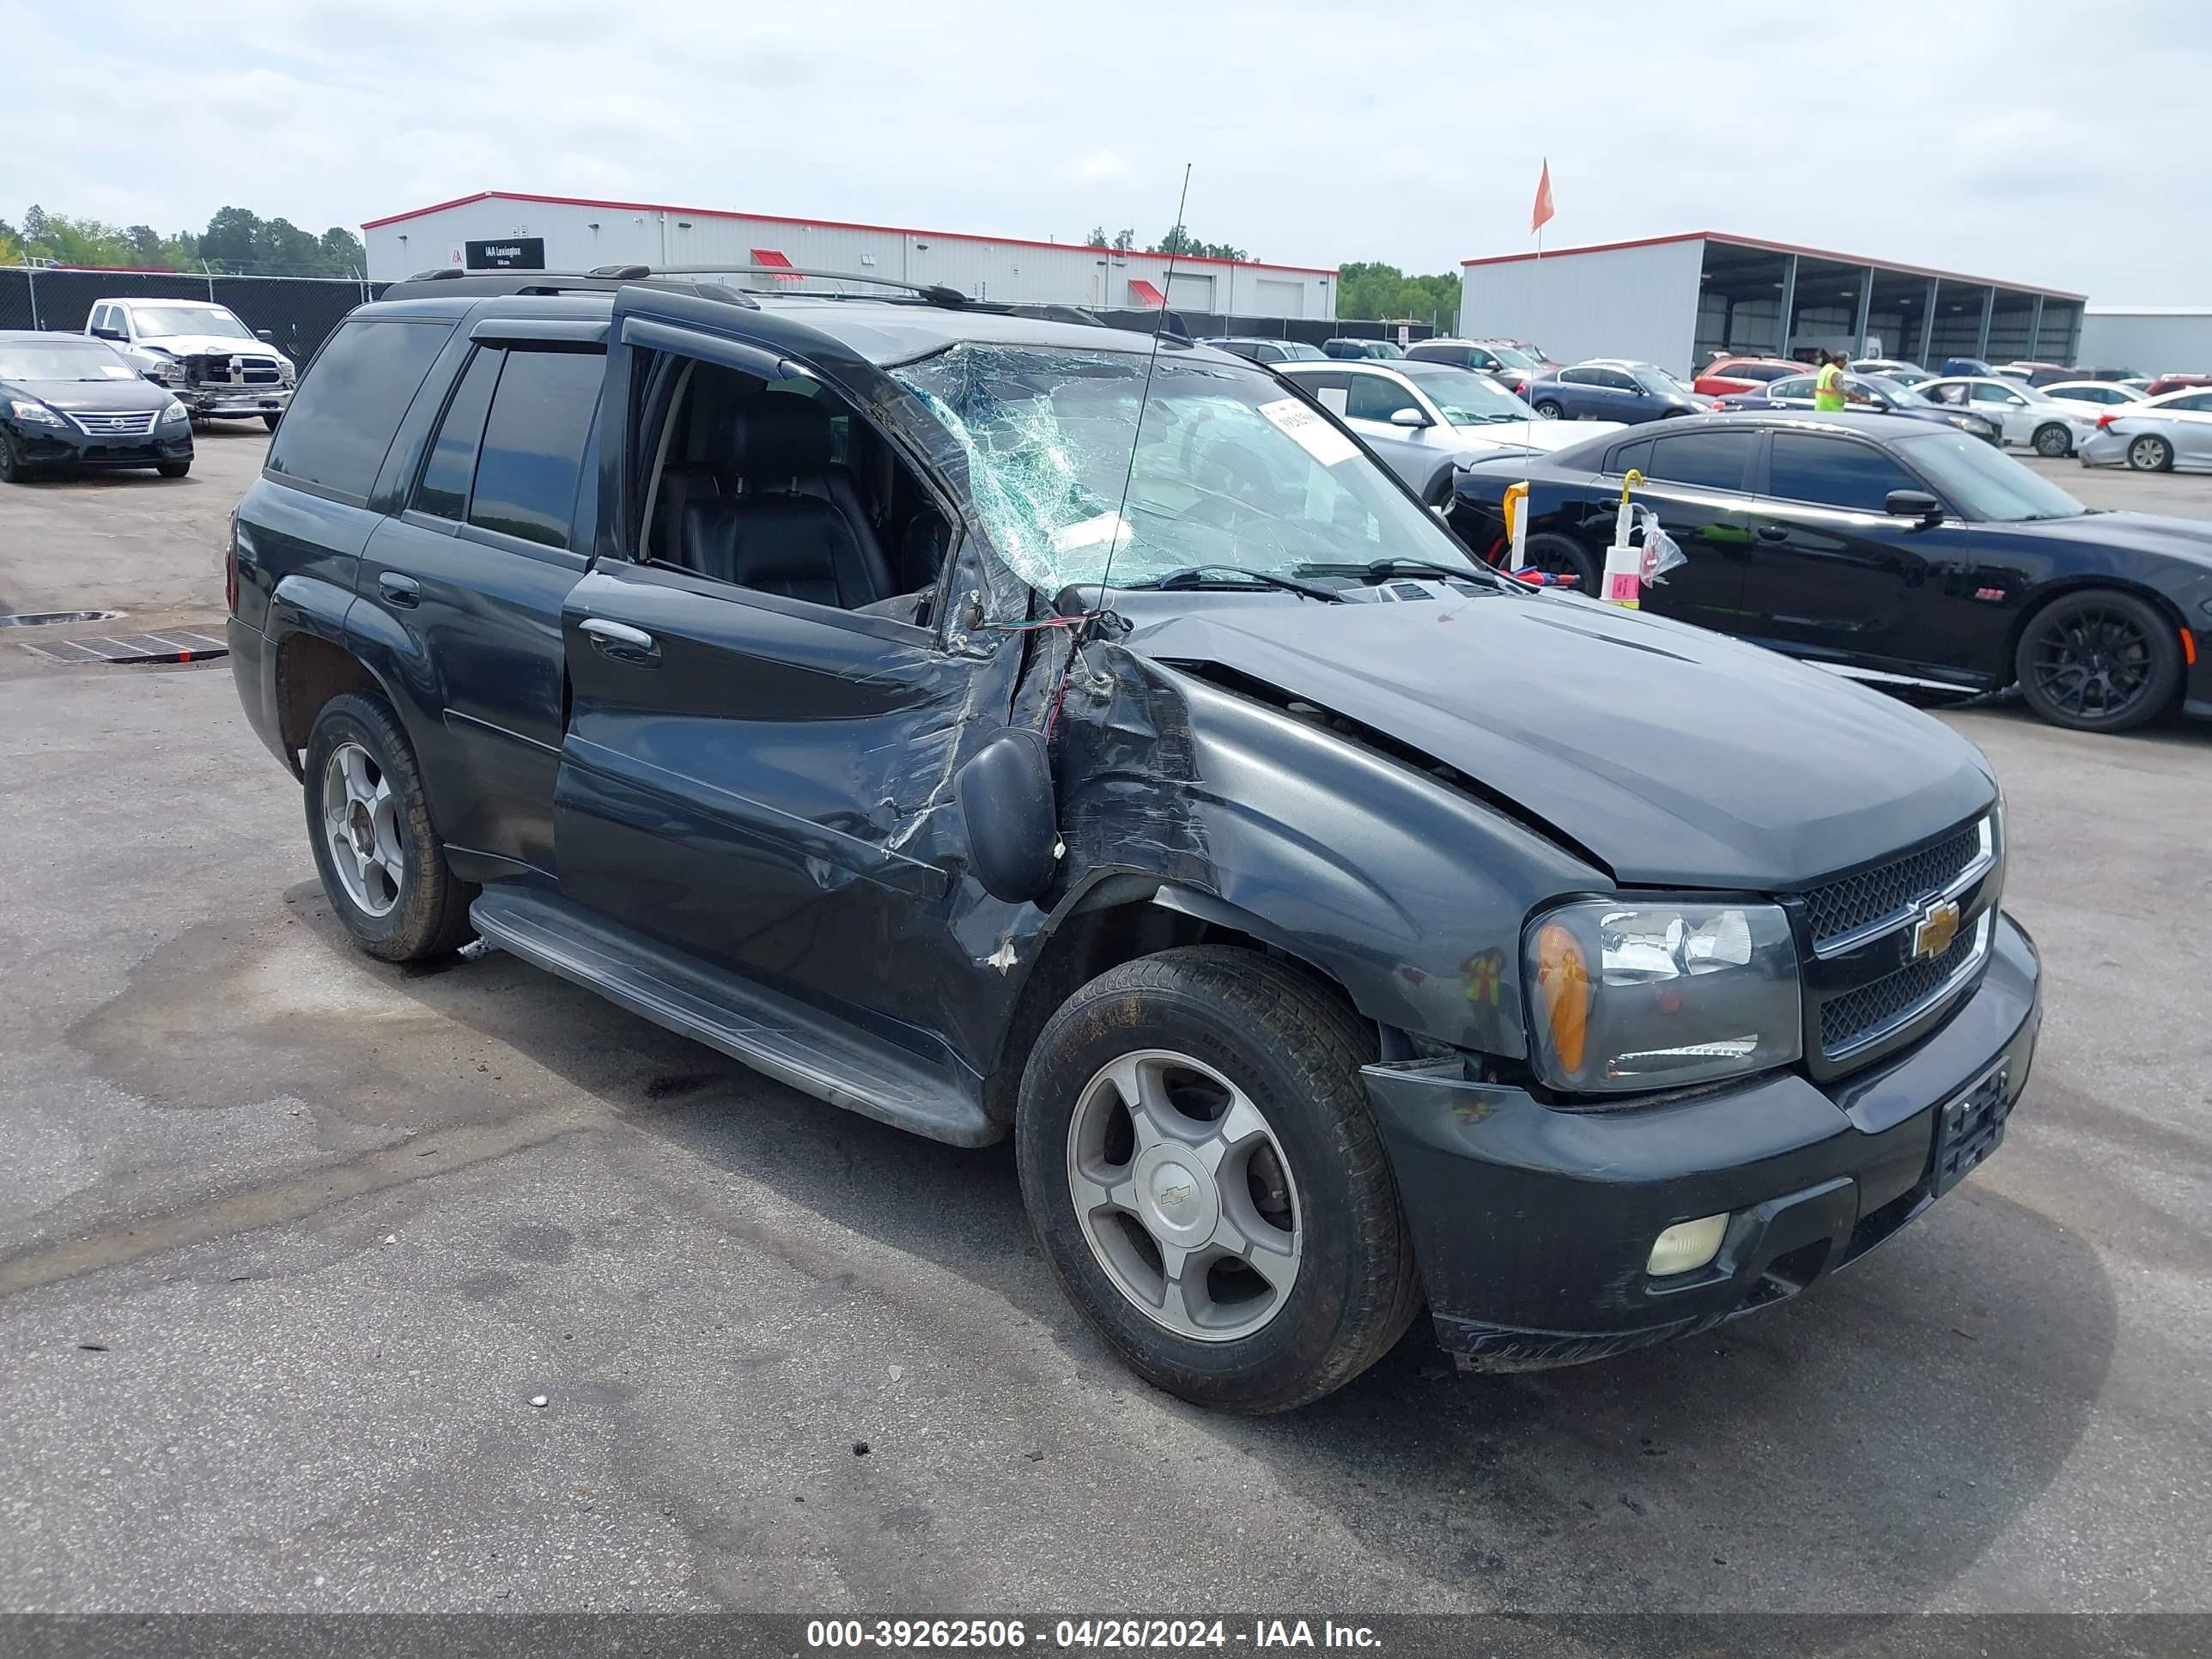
[66,410,159,437]
[1803,822,1982,949]
[182,353,281,386]
[1820,915,1988,1055]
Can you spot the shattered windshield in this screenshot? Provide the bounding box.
[893,344,1478,593]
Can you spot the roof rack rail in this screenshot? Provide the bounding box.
[382,268,761,307]
[598,264,972,308]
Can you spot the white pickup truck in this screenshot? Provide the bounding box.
[85,297,295,428]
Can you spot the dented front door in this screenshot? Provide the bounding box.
[552,560,997,1057]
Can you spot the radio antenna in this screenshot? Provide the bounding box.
[1090,161,1192,617]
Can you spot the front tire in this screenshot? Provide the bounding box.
[2127,434,2173,472]
[1016,947,1419,1413]
[2014,589,2180,732]
[156,461,190,479]
[303,692,478,960]
[2032,422,2072,458]
[262,413,282,431]
[0,430,24,483]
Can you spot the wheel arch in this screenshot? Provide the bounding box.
[2006,576,2195,702]
[981,877,1377,1128]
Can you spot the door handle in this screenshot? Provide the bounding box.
[580,617,659,659]
[378,572,420,607]
[1756,525,1790,542]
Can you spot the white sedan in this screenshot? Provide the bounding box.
[2076,386,2212,473]
[2039,380,2148,411]
[1914,376,2102,458]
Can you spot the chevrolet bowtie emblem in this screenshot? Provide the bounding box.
[1911,899,1961,960]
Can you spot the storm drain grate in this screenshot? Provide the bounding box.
[0,609,125,629]
[19,630,228,665]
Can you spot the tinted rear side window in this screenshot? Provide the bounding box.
[1644,429,1759,490]
[412,345,503,521]
[466,349,605,549]
[1766,434,1919,511]
[266,319,453,499]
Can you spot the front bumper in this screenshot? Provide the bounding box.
[15,422,193,470]
[1362,912,2041,1371]
[175,385,290,419]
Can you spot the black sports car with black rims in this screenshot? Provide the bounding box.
[1451,410,2212,732]
[0,331,194,482]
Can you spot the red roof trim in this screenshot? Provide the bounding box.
[1458,229,2086,302]
[362,190,1339,276]
[1128,278,1168,307]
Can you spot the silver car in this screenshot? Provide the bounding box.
[1276,359,1623,502]
[2075,386,2212,473]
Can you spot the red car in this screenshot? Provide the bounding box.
[1692,356,1803,397]
[2142,372,2212,398]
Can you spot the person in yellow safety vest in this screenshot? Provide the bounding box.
[1813,350,1871,413]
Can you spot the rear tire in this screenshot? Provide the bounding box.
[2014,588,2180,732]
[2032,422,2071,458]
[303,692,478,961]
[1534,400,1565,420]
[1521,531,1601,591]
[1016,947,1419,1413]
[2126,434,2173,472]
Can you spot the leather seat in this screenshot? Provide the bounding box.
[678,393,896,608]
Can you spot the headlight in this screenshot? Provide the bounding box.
[151,361,185,386]
[7,398,66,427]
[1524,900,1801,1094]
[280,361,296,386]
[158,401,190,425]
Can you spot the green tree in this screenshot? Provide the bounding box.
[1337,260,1462,329]
[1085,226,1109,248]
[1111,228,1135,251]
[1152,223,1248,262]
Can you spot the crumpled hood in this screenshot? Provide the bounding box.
[1127,587,1996,890]
[129,335,292,366]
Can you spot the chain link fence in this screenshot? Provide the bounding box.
[0,269,388,364]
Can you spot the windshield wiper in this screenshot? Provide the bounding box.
[1296,557,1503,590]
[1132,566,1344,603]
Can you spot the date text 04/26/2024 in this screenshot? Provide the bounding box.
[805,1620,1382,1649]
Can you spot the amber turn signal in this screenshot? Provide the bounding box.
[1531,920,1592,1078]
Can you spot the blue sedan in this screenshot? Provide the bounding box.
[1522,359,1705,424]
[1713,371,2004,446]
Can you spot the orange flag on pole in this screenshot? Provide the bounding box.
[1531,159,1555,235]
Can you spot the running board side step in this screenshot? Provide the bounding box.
[469,890,1001,1147]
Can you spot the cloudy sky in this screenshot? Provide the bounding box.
[7,0,2209,301]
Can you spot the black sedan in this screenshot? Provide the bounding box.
[1449,411,2212,733]
[0,331,194,483]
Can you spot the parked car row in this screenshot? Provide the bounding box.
[1449,410,2212,733]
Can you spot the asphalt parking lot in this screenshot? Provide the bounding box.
[1,432,2208,1617]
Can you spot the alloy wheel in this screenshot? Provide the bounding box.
[2128,435,2170,471]
[1065,1049,1302,1343]
[2027,605,2155,723]
[320,740,404,917]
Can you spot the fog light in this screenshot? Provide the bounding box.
[1647,1213,1729,1277]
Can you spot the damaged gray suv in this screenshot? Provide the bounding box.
[228,265,2041,1412]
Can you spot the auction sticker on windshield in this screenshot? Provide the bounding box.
[1258,397,1360,467]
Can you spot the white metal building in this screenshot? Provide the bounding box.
[1458,232,2087,377]
[2076,307,2212,376]
[361,191,1338,319]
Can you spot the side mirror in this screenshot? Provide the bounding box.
[1389,407,1431,428]
[1886,489,1943,524]
[91,325,122,341]
[956,728,1058,905]
[255,329,276,343]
